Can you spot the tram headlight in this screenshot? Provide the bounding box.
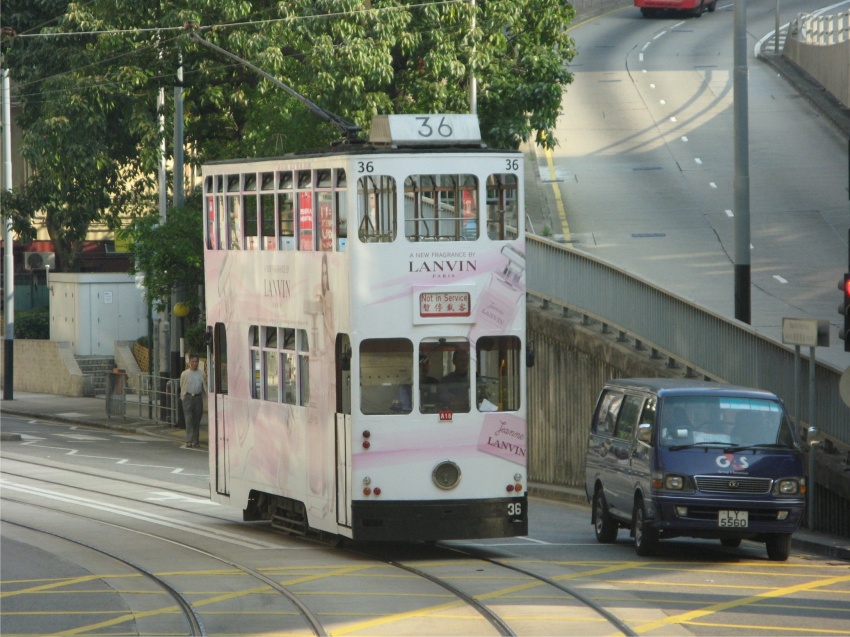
[433,461,461,490]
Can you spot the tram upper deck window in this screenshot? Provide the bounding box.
[243,174,259,250]
[259,173,275,250]
[486,174,519,240]
[360,338,412,414]
[278,171,295,250]
[336,169,347,251]
[358,175,397,243]
[227,181,243,250]
[205,176,215,250]
[260,189,275,250]
[404,174,478,242]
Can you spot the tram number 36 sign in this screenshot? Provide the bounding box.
[718,510,748,528]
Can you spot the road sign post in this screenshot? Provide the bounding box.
[781,317,828,530]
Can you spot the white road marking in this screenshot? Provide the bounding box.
[1,479,284,550]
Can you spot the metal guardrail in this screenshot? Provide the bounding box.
[104,370,181,426]
[526,235,850,446]
[791,10,850,45]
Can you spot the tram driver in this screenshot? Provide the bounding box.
[392,355,440,412]
[440,348,471,412]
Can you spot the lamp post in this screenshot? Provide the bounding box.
[733,0,751,325]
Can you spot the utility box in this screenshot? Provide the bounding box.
[50,273,147,356]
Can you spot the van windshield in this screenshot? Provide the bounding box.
[660,396,795,449]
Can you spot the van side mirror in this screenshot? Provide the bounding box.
[637,423,652,444]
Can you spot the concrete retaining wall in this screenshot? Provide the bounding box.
[0,340,86,396]
[784,36,850,108]
[526,303,681,489]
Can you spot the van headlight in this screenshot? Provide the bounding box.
[657,474,693,491]
[665,475,685,490]
[773,478,801,496]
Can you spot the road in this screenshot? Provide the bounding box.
[2,414,848,636]
[542,0,850,369]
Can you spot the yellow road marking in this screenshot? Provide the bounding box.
[49,564,375,636]
[331,561,642,635]
[1,575,112,598]
[631,573,850,634]
[683,620,850,634]
[543,144,570,238]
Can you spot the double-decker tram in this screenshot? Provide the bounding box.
[203,114,529,542]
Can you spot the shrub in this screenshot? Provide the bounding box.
[15,307,50,339]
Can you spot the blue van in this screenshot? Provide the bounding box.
[584,379,805,561]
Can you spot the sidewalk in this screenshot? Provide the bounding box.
[2,390,847,560]
[0,391,207,448]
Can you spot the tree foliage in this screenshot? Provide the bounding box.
[1,0,576,290]
[120,190,205,313]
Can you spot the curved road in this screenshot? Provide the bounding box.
[542,0,850,369]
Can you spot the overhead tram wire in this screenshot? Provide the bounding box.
[184,23,362,144]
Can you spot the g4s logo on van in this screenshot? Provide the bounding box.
[716,453,749,471]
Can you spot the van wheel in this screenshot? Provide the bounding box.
[720,537,742,548]
[633,499,659,556]
[593,489,619,543]
[765,533,791,561]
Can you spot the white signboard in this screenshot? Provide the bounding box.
[781,317,829,347]
[370,114,482,145]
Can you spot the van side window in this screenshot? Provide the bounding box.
[614,395,642,441]
[636,397,656,443]
[593,391,623,436]
[639,398,656,428]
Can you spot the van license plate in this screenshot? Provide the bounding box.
[718,510,748,528]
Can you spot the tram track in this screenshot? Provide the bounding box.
[1,496,328,636]
[2,518,206,636]
[444,544,637,636]
[347,543,638,636]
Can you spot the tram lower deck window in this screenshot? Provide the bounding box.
[249,325,310,405]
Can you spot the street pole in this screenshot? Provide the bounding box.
[2,68,14,400]
[733,0,751,324]
[469,0,477,115]
[170,56,185,379]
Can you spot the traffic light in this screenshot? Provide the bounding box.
[839,274,850,352]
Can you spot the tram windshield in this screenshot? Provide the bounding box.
[362,337,522,416]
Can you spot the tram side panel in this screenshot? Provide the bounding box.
[204,244,346,535]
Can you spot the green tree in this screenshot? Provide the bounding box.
[1,0,159,271]
[120,190,205,314]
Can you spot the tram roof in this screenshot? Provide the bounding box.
[203,143,519,169]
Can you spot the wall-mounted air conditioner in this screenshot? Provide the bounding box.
[24,251,56,270]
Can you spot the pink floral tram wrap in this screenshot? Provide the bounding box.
[203,114,530,541]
